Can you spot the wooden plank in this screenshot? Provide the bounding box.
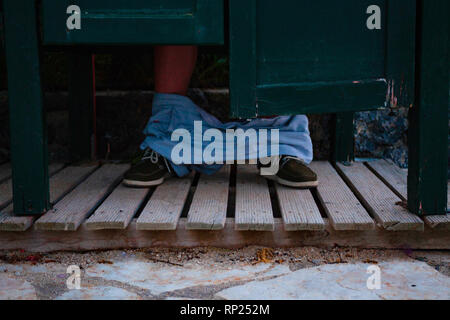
[136,175,193,231]
[423,215,450,230]
[336,162,424,231]
[0,218,448,253]
[275,184,324,231]
[366,159,407,200]
[235,165,274,231]
[368,160,450,230]
[86,184,150,230]
[0,164,98,231]
[310,162,374,230]
[422,181,449,230]
[0,163,12,182]
[0,163,64,209]
[186,167,230,230]
[35,164,129,231]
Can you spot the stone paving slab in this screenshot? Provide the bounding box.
[55,286,142,300]
[215,261,450,300]
[86,260,290,295]
[0,273,37,300]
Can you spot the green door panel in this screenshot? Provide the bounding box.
[230,0,416,118]
[42,0,224,45]
[256,1,386,84]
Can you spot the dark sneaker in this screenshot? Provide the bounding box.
[123,148,173,187]
[261,156,318,188]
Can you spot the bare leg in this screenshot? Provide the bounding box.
[154,45,198,96]
[122,46,198,187]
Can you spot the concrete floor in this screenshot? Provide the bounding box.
[0,247,449,300]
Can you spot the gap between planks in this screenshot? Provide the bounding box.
[34,164,129,231]
[275,183,324,231]
[85,183,151,230]
[310,161,374,230]
[0,163,64,209]
[336,162,424,231]
[366,159,407,201]
[2,161,446,233]
[135,174,193,231]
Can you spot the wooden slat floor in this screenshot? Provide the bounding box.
[0,160,448,251]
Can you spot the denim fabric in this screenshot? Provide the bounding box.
[141,93,313,177]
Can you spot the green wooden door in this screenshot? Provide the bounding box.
[229,0,415,118]
[42,0,224,45]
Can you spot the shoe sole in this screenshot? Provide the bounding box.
[264,175,319,188]
[122,177,165,188]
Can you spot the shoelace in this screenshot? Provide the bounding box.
[141,149,173,174]
[279,156,304,169]
[141,149,159,164]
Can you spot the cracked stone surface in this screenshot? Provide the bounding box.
[55,285,142,300]
[0,273,37,300]
[86,260,290,295]
[215,261,450,300]
[0,247,449,300]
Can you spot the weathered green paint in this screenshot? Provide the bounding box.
[254,80,387,117]
[42,0,224,45]
[229,0,256,119]
[408,0,449,216]
[229,0,418,118]
[230,0,393,118]
[333,113,355,163]
[68,52,95,162]
[2,0,50,215]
